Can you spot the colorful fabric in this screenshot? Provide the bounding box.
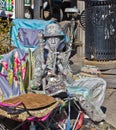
[10,18,54,52]
[0,49,27,101]
[10,19,69,52]
[65,77,107,122]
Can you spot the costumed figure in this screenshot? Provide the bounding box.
[31,23,106,122]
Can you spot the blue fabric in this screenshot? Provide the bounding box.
[18,28,44,48]
[66,100,71,130]
[67,87,91,100]
[11,19,54,52]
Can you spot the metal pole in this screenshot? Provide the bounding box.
[34,0,43,19]
[15,0,24,18]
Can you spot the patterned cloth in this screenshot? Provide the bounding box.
[0,49,27,101]
[11,19,54,52]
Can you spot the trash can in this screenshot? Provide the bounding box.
[84,0,116,60]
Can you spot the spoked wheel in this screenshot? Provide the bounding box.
[79,10,86,30]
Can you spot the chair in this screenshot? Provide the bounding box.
[0,48,66,130]
[0,18,106,130]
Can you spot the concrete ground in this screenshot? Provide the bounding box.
[100,70,116,129]
[103,89,116,128]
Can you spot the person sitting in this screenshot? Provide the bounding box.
[30,22,106,122]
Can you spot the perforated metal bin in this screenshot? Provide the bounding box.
[84,0,116,60]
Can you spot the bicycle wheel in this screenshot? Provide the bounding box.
[79,10,86,30]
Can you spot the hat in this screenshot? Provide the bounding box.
[44,23,65,38]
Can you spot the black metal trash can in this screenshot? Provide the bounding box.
[84,0,116,61]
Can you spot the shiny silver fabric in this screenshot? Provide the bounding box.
[30,23,107,122]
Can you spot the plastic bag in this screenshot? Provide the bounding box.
[65,77,107,121]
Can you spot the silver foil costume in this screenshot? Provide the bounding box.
[31,23,72,90]
[30,23,106,122]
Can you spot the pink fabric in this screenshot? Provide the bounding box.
[22,66,26,80]
[0,101,22,107]
[27,112,51,122]
[1,61,8,70]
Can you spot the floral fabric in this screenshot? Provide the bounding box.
[0,49,27,101]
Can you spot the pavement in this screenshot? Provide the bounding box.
[103,88,116,128]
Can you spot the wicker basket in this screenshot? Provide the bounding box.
[0,93,61,121]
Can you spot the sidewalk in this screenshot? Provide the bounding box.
[103,88,116,128]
